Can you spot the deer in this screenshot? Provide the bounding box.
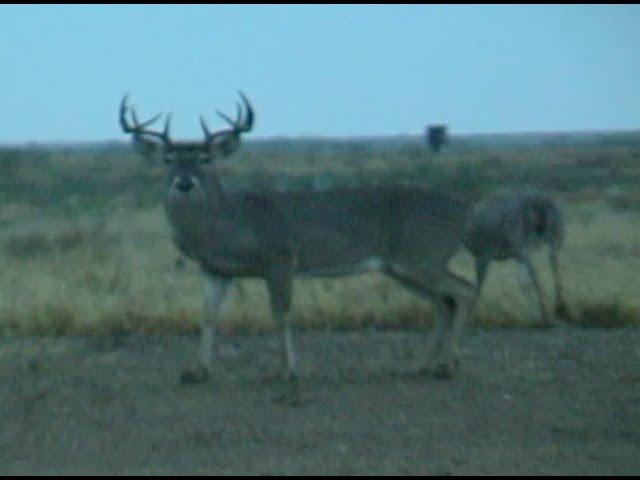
[464,191,571,327]
[119,92,475,387]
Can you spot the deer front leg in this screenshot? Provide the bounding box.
[180,275,231,385]
[265,266,297,383]
[549,247,571,320]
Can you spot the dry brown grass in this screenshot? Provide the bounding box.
[0,196,638,337]
[1,138,639,336]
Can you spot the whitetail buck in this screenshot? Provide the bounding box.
[464,192,570,326]
[119,92,475,385]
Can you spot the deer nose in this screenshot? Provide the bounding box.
[176,176,194,193]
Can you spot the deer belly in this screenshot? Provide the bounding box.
[199,254,268,278]
[297,257,385,278]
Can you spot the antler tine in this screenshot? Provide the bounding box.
[138,112,163,129]
[216,109,236,128]
[119,94,171,145]
[199,115,211,138]
[201,113,233,144]
[237,101,244,124]
[201,91,254,144]
[238,90,254,131]
[163,113,172,140]
[130,108,140,127]
[215,93,253,131]
[129,104,162,130]
[119,94,135,133]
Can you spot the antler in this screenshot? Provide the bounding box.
[199,91,254,144]
[119,94,172,145]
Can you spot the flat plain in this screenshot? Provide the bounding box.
[1,132,639,474]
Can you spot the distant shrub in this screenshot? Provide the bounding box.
[3,219,116,259]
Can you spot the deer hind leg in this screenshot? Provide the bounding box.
[180,275,231,385]
[475,257,490,295]
[470,256,490,319]
[265,265,297,383]
[517,255,553,327]
[385,263,474,379]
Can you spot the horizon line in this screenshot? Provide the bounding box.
[1,126,640,149]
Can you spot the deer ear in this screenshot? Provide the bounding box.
[131,135,164,161]
[209,132,241,157]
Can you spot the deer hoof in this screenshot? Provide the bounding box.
[535,319,556,329]
[179,365,210,385]
[555,303,571,320]
[270,375,302,406]
[421,358,459,380]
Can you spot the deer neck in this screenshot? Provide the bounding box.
[164,174,235,252]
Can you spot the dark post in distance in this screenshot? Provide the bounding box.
[426,124,448,153]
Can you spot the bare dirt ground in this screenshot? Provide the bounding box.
[1,326,639,475]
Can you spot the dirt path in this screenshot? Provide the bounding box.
[1,326,639,475]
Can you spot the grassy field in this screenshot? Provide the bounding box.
[1,132,639,336]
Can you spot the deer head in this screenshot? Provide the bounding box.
[119,92,254,194]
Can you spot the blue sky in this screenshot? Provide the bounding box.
[0,4,639,143]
